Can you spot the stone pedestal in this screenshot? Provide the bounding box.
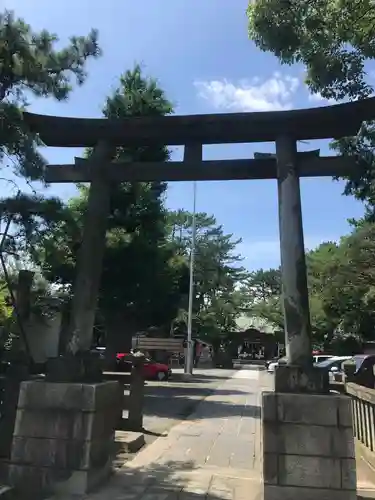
[7,380,119,496]
[262,390,357,500]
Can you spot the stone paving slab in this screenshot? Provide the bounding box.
[64,369,265,500]
[48,369,375,500]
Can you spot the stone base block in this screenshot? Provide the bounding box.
[7,380,120,496]
[8,461,111,496]
[264,485,357,500]
[262,391,356,500]
[275,364,329,393]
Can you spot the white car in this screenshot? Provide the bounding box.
[267,356,286,373]
[267,354,333,373]
[315,356,352,383]
[313,355,333,364]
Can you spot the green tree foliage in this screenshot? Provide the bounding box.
[247,0,374,101]
[167,210,248,340]
[0,9,100,179]
[331,124,375,221]
[247,0,375,218]
[319,225,375,340]
[243,224,375,349]
[240,268,284,330]
[242,268,281,302]
[0,9,101,266]
[34,66,188,351]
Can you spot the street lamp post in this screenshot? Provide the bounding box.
[185,181,197,375]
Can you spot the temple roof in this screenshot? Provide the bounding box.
[235,315,279,335]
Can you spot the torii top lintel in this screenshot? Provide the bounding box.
[23,97,375,148]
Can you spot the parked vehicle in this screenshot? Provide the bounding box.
[265,357,279,371]
[345,354,375,388]
[313,354,332,364]
[267,354,333,373]
[116,353,171,381]
[315,356,352,383]
[267,356,287,373]
[90,346,107,369]
[91,346,106,358]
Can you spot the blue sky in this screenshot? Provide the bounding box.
[3,0,367,270]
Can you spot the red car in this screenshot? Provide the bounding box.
[116,353,171,381]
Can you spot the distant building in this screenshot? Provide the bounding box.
[233,315,284,359]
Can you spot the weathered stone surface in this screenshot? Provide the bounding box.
[276,393,338,426]
[8,380,118,496]
[262,392,277,422]
[264,485,357,500]
[11,435,113,470]
[279,455,341,489]
[263,423,355,458]
[8,463,69,494]
[13,409,115,440]
[8,461,111,496]
[17,380,119,411]
[341,458,357,489]
[45,355,103,383]
[275,364,329,394]
[338,397,353,428]
[263,453,278,485]
[276,136,312,367]
[262,391,357,499]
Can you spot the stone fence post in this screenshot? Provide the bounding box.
[127,352,145,431]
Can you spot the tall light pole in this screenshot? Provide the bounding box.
[185,180,197,375]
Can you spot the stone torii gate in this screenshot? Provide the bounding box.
[24,97,375,499]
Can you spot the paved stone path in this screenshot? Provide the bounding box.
[87,369,267,500]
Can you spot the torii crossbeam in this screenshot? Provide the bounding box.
[22,98,375,381]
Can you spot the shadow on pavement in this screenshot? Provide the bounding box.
[95,459,263,499]
[141,429,167,437]
[191,400,261,418]
[143,390,260,421]
[145,385,247,398]
[171,373,235,382]
[142,373,261,423]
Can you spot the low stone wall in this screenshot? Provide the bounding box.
[7,380,119,496]
[262,391,356,500]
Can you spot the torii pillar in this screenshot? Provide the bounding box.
[276,137,315,374]
[262,136,356,500]
[47,141,115,382]
[67,141,114,356]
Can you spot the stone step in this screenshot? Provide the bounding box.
[115,431,145,453]
[0,485,13,499]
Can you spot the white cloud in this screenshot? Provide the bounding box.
[308,92,336,105]
[238,236,338,271]
[194,73,300,112]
